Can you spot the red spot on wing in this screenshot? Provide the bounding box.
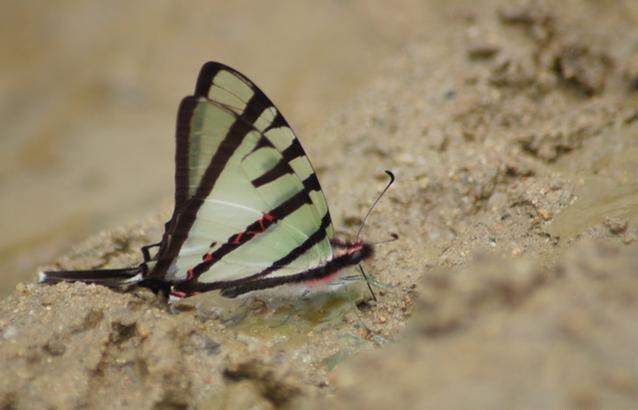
[231,213,277,245]
[170,288,187,298]
[258,213,275,230]
[170,288,200,298]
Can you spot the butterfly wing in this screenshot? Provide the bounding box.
[147,63,336,293]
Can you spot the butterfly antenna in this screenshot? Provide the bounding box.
[355,170,396,302]
[356,170,396,241]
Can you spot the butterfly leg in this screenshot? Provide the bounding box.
[141,242,161,262]
[357,264,377,302]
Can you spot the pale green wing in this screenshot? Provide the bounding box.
[149,94,333,286]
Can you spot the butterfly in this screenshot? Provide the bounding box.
[39,62,381,299]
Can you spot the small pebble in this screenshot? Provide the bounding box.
[604,217,628,235]
[44,340,67,356]
[15,283,29,296]
[538,208,552,221]
[2,326,18,340]
[467,42,500,60]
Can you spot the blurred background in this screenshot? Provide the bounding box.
[0,0,433,296]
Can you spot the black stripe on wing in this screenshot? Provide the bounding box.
[247,135,320,189]
[174,97,198,211]
[302,174,321,192]
[280,138,305,162]
[251,157,290,187]
[248,137,320,200]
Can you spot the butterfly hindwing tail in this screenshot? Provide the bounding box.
[38,267,143,287]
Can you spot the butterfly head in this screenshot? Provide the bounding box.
[331,239,374,264]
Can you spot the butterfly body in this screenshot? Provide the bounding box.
[39,62,374,299]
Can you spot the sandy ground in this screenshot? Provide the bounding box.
[2,0,638,409]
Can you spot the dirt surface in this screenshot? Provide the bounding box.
[2,0,638,409]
